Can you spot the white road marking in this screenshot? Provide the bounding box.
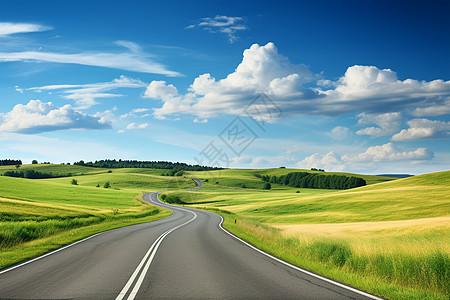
[0,232,104,275]
[217,215,384,300]
[116,192,197,300]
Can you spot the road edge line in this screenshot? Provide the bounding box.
[0,232,104,275]
[217,215,384,300]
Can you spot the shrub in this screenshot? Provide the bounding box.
[296,190,300,193]
[71,179,78,185]
[103,182,111,188]
[263,183,271,190]
[96,184,100,188]
[107,170,112,173]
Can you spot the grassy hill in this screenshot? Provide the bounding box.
[2,164,447,299]
[169,170,449,300]
[0,164,195,270]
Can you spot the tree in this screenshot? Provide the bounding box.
[103,182,111,188]
[32,160,38,164]
[71,179,78,185]
[263,182,271,190]
[15,164,21,169]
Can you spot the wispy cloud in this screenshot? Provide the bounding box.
[120,108,150,119]
[126,122,149,130]
[29,75,147,109]
[186,15,247,43]
[0,22,53,37]
[0,41,181,76]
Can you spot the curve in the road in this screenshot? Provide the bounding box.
[0,177,383,300]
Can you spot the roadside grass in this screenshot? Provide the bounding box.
[174,170,450,300]
[0,165,197,270]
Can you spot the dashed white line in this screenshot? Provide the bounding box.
[116,193,197,300]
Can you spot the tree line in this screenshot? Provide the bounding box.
[0,159,22,166]
[73,159,221,171]
[2,170,72,179]
[259,172,366,190]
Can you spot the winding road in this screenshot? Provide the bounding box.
[0,179,382,299]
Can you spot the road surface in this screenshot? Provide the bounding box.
[0,179,381,300]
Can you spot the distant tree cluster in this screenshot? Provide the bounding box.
[3,170,72,179]
[260,172,366,190]
[160,193,184,204]
[73,159,222,171]
[161,170,184,176]
[0,159,22,166]
[311,168,325,172]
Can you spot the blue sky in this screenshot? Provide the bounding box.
[0,0,449,174]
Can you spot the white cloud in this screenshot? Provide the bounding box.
[120,108,150,119]
[126,122,149,130]
[0,43,180,76]
[15,86,23,93]
[29,76,146,109]
[0,100,110,134]
[298,143,434,172]
[143,42,450,121]
[297,152,346,171]
[329,126,351,140]
[0,22,53,37]
[412,97,450,116]
[342,143,433,162]
[145,43,314,120]
[392,119,450,141]
[318,66,450,113]
[187,15,247,43]
[356,112,401,137]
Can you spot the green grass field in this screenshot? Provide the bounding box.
[0,164,195,269]
[166,169,450,300]
[2,164,448,299]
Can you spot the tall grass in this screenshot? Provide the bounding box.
[222,215,449,299]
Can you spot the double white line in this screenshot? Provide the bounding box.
[115,205,197,300]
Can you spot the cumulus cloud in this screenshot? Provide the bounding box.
[0,42,180,76]
[186,15,247,43]
[356,112,401,137]
[29,76,146,109]
[0,22,53,37]
[298,143,433,171]
[143,42,450,121]
[392,119,450,141]
[0,100,110,134]
[297,151,345,171]
[145,43,315,119]
[412,97,450,116]
[126,122,149,130]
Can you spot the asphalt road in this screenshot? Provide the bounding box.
[0,179,381,300]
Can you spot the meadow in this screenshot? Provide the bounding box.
[2,164,448,299]
[0,164,194,269]
[167,169,450,300]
